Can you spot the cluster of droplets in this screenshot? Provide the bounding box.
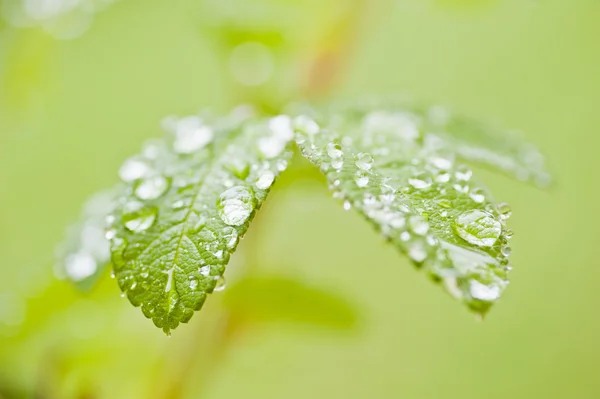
[294,106,514,312]
[104,112,294,331]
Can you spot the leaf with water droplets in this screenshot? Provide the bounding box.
[106,110,293,333]
[293,103,518,316]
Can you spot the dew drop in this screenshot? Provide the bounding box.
[135,175,170,200]
[276,160,288,173]
[469,280,500,301]
[408,172,432,189]
[469,188,486,204]
[218,186,255,226]
[258,136,286,159]
[104,229,116,240]
[214,275,226,292]
[497,202,512,219]
[173,117,214,154]
[256,170,275,190]
[501,245,512,257]
[222,226,239,249]
[435,172,451,183]
[455,165,473,181]
[326,142,343,158]
[293,115,320,135]
[453,210,501,247]
[199,265,210,276]
[122,201,158,232]
[163,268,175,292]
[269,115,294,141]
[331,158,344,170]
[65,251,96,281]
[119,157,152,182]
[430,156,453,171]
[409,216,430,236]
[408,242,428,263]
[355,171,369,188]
[343,200,352,211]
[355,153,374,171]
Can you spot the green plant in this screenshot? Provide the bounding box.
[57,97,549,334]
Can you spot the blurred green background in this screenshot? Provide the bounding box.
[1,0,599,398]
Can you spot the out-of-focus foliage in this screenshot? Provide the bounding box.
[223,274,358,329]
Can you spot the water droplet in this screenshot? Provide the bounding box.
[408,241,428,263]
[453,210,501,247]
[326,142,343,158]
[65,251,96,281]
[409,216,429,236]
[200,265,210,276]
[135,175,170,200]
[400,231,411,241]
[331,158,344,170]
[469,188,486,204]
[435,172,451,183]
[408,172,432,189]
[122,201,158,232]
[501,245,512,257]
[504,229,514,238]
[218,186,255,226]
[142,140,163,160]
[390,215,405,229]
[430,156,452,171]
[363,193,376,205]
[355,171,369,188]
[453,183,469,194]
[276,159,288,172]
[163,268,175,292]
[222,226,239,249]
[469,280,500,301]
[269,115,293,141]
[355,153,374,171]
[343,200,352,211]
[455,165,473,181]
[173,116,214,154]
[497,202,512,219]
[119,157,152,182]
[105,229,116,240]
[258,136,286,159]
[293,115,320,135]
[256,170,275,190]
[189,278,198,290]
[214,275,226,292]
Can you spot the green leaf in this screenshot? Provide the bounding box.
[106,110,293,334]
[56,190,116,291]
[291,101,544,316]
[223,274,358,330]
